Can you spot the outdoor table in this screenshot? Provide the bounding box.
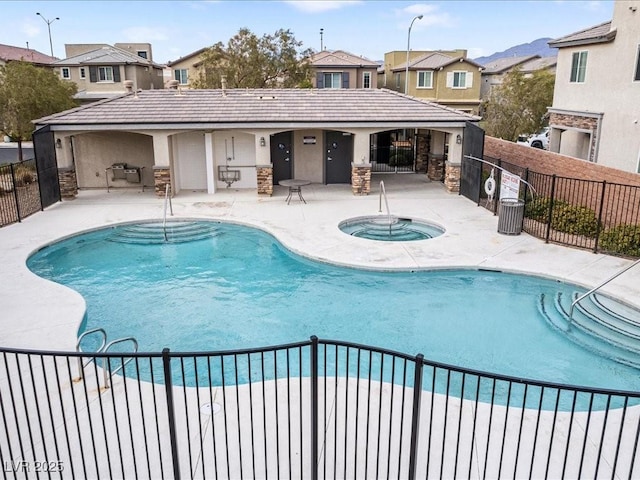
[278,179,311,204]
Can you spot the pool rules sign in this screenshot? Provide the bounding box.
[500,171,521,199]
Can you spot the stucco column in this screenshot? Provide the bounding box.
[204,132,216,194]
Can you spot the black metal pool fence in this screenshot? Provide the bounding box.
[2,337,640,479]
[0,159,42,227]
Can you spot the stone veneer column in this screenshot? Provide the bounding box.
[153,166,171,197]
[58,167,78,199]
[256,165,273,196]
[351,163,371,195]
[427,154,445,181]
[415,134,429,173]
[444,162,461,193]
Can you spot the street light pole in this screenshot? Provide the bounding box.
[405,14,423,95]
[36,12,60,57]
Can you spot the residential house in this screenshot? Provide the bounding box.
[33,87,479,200]
[52,43,165,103]
[309,50,379,89]
[548,1,640,173]
[167,47,208,89]
[379,50,484,114]
[0,43,56,67]
[479,55,557,99]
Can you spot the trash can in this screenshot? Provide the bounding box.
[111,163,127,180]
[124,168,140,183]
[497,198,525,235]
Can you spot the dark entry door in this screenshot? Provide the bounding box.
[460,121,485,203]
[325,131,353,184]
[271,132,293,183]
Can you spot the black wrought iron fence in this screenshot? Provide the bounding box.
[370,145,415,173]
[466,156,640,258]
[0,159,42,227]
[2,337,640,479]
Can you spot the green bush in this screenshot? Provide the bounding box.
[599,224,640,257]
[524,197,599,237]
[389,150,413,167]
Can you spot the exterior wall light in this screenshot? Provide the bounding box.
[260,137,266,147]
[56,138,62,148]
[456,134,462,144]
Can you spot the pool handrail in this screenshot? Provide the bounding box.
[102,336,139,388]
[569,257,640,322]
[378,180,394,233]
[75,327,108,379]
[162,183,173,242]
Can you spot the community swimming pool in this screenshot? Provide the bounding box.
[27,220,640,394]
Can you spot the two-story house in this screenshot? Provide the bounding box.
[309,50,379,89]
[379,50,484,115]
[0,43,56,67]
[479,55,557,99]
[53,43,164,103]
[548,1,640,173]
[167,47,208,89]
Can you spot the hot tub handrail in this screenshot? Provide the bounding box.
[378,180,393,230]
[162,184,173,242]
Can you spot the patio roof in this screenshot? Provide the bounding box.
[35,88,481,130]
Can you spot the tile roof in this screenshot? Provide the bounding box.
[35,88,480,127]
[166,47,209,67]
[548,21,615,48]
[481,55,540,74]
[519,56,557,73]
[0,43,56,64]
[392,52,484,72]
[310,50,379,67]
[53,46,161,67]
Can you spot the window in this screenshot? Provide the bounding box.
[635,45,640,81]
[174,69,188,85]
[323,72,342,88]
[363,72,371,89]
[453,71,467,88]
[395,73,401,88]
[570,51,588,83]
[98,66,114,82]
[417,71,433,88]
[137,50,148,59]
[79,67,86,79]
[61,67,70,79]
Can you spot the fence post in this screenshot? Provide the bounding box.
[545,175,557,243]
[9,163,21,222]
[594,180,607,253]
[408,353,424,480]
[310,336,319,480]
[162,348,180,480]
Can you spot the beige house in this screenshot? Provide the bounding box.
[309,50,379,89]
[166,47,208,89]
[52,43,164,103]
[479,55,557,99]
[379,50,484,114]
[548,1,640,173]
[34,87,479,199]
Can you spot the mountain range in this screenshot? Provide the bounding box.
[474,38,558,65]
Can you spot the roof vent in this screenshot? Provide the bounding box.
[123,80,134,93]
[167,79,179,90]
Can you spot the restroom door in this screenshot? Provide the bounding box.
[325,131,353,184]
[271,132,293,182]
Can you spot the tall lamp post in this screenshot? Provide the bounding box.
[36,12,60,57]
[405,14,423,95]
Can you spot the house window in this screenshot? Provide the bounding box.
[323,72,342,88]
[98,66,114,82]
[79,67,86,79]
[363,72,371,89]
[395,73,401,88]
[635,45,640,81]
[453,71,467,88]
[417,71,433,88]
[137,50,148,59]
[174,69,188,85]
[61,67,70,79]
[570,51,588,83]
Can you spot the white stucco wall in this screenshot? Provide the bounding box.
[213,131,257,189]
[292,130,324,183]
[173,131,207,191]
[552,2,640,172]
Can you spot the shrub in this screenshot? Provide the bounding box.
[13,164,36,186]
[599,224,640,257]
[389,150,413,167]
[524,197,600,237]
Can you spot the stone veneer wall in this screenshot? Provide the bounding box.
[153,166,171,197]
[549,112,600,164]
[351,164,371,195]
[415,134,429,173]
[444,162,460,193]
[256,165,273,196]
[427,154,445,182]
[58,167,78,199]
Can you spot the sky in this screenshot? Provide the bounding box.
[1,1,615,64]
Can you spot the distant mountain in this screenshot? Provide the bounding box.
[474,38,558,65]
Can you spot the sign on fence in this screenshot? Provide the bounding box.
[500,171,520,199]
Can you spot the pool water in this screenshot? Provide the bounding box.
[339,215,444,241]
[27,221,640,395]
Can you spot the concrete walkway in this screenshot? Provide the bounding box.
[1,173,639,350]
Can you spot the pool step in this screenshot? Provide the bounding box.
[347,220,438,241]
[539,292,640,368]
[108,221,220,244]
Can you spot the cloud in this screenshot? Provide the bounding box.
[122,26,169,42]
[22,22,41,38]
[283,1,362,13]
[394,3,455,29]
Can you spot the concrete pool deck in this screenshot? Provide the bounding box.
[1,173,639,351]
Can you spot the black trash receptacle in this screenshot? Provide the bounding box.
[497,198,525,235]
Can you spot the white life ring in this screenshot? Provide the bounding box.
[484,177,496,196]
